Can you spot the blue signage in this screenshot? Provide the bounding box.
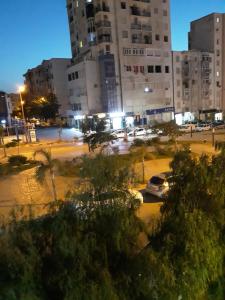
[146,107,174,115]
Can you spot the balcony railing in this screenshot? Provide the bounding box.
[95,20,111,28]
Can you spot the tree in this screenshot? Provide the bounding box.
[153,121,182,148]
[148,209,223,300]
[81,116,116,152]
[33,149,58,201]
[0,126,6,157]
[24,93,60,120]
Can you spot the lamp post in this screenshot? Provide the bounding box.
[19,86,26,122]
[19,86,27,142]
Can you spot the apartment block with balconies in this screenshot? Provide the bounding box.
[66,0,173,125]
[188,13,225,116]
[173,51,217,124]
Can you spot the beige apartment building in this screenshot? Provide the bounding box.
[172,50,219,124]
[24,58,71,118]
[188,13,225,116]
[66,0,173,127]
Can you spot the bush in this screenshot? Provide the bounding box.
[5,141,18,148]
[8,155,28,166]
[131,138,145,147]
[146,137,160,146]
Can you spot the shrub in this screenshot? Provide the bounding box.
[8,155,28,166]
[5,141,18,148]
[131,138,145,147]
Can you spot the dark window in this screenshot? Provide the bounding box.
[121,2,126,9]
[165,66,170,73]
[155,65,162,73]
[164,35,168,42]
[68,74,72,81]
[155,34,160,41]
[148,65,154,73]
[75,71,79,79]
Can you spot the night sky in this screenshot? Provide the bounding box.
[0,0,224,93]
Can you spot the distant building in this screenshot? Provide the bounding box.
[0,91,12,126]
[189,13,225,116]
[172,50,219,124]
[23,58,71,118]
[66,0,173,127]
[8,93,20,112]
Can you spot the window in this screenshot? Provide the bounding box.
[165,66,170,73]
[72,103,82,111]
[148,65,154,73]
[176,67,180,74]
[163,10,168,16]
[68,74,72,81]
[106,45,110,53]
[75,71,79,79]
[176,56,180,62]
[155,34,160,41]
[154,8,158,14]
[122,31,128,38]
[155,65,162,73]
[133,66,139,74]
[121,2,126,9]
[140,66,145,74]
[164,35,168,42]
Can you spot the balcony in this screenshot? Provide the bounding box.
[98,34,112,43]
[133,0,150,3]
[130,6,151,17]
[95,4,110,13]
[131,23,152,31]
[95,20,111,28]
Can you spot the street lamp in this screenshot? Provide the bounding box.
[19,85,26,123]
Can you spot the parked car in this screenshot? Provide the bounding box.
[112,129,126,139]
[128,128,146,137]
[195,123,211,132]
[128,189,144,204]
[179,124,196,133]
[212,120,225,129]
[145,172,173,198]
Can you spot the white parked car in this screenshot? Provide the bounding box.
[128,189,144,204]
[112,129,126,139]
[195,124,211,132]
[179,124,196,133]
[146,172,172,198]
[128,128,146,137]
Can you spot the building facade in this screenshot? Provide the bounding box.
[0,91,12,126]
[172,50,220,124]
[66,0,173,127]
[24,58,71,118]
[188,13,225,116]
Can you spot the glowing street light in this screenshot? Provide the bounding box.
[18,85,26,122]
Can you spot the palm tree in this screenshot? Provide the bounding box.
[34,149,58,201]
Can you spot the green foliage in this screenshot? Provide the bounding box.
[131,138,146,147]
[153,121,182,142]
[79,153,134,195]
[8,155,28,166]
[84,131,116,152]
[81,117,116,152]
[34,149,58,201]
[149,209,223,300]
[5,141,18,148]
[24,93,60,120]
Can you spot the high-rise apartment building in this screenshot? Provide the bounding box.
[66,0,173,127]
[173,50,217,124]
[0,91,12,126]
[24,58,71,118]
[189,13,225,114]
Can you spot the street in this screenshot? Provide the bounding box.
[0,127,224,221]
